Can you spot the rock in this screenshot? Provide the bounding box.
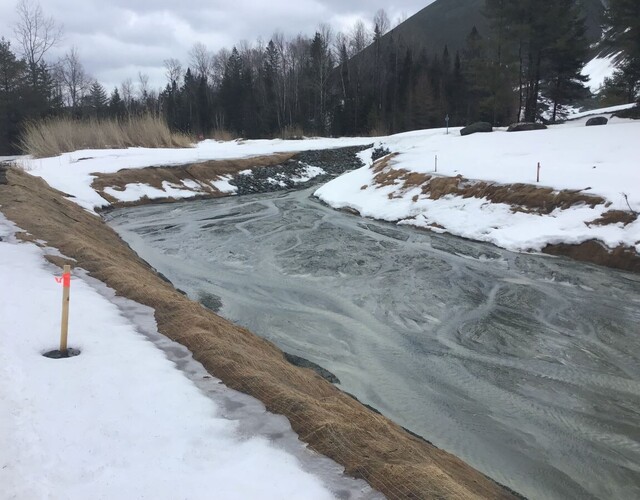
[283,352,340,384]
[586,116,608,126]
[460,122,493,136]
[231,145,371,196]
[507,122,547,132]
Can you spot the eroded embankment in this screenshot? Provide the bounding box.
[92,153,297,207]
[0,166,517,499]
[92,146,370,208]
[361,155,640,273]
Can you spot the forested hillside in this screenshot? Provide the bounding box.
[1,0,639,155]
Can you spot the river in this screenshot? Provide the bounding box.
[105,187,640,500]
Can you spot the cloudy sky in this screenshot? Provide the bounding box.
[0,0,435,91]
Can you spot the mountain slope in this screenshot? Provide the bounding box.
[359,0,605,61]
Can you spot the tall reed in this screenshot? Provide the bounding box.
[20,115,193,158]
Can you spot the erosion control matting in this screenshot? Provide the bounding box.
[0,167,517,500]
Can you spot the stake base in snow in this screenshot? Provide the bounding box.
[43,348,81,359]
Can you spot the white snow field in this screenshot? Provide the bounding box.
[0,216,379,499]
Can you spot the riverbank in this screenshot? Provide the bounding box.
[0,165,517,499]
[15,110,639,273]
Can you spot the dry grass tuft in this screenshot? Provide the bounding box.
[374,168,407,187]
[587,210,638,227]
[403,172,431,187]
[20,115,193,158]
[423,175,464,199]
[209,129,237,142]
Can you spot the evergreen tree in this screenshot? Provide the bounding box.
[0,38,27,153]
[484,0,590,122]
[544,2,590,121]
[108,87,126,118]
[87,81,108,117]
[603,0,640,103]
[220,48,245,134]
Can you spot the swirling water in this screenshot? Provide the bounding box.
[106,187,640,500]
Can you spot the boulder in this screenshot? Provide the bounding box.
[507,122,548,132]
[585,116,608,126]
[460,122,493,136]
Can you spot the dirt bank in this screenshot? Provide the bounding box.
[92,145,370,208]
[0,166,517,499]
[92,153,296,207]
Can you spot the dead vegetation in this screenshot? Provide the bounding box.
[0,166,516,500]
[208,129,238,142]
[20,115,193,158]
[91,153,296,207]
[372,161,607,215]
[543,241,640,273]
[587,210,638,227]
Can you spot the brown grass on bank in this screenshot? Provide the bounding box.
[371,160,607,215]
[20,115,193,158]
[587,210,638,227]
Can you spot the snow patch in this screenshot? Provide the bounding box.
[291,164,326,183]
[211,175,238,194]
[582,53,621,92]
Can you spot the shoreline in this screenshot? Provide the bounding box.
[94,155,639,273]
[0,165,518,499]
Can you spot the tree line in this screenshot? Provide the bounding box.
[1,0,639,155]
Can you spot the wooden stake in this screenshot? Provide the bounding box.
[435,155,438,173]
[60,264,71,354]
[537,162,540,183]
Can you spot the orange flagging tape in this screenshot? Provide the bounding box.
[62,272,71,288]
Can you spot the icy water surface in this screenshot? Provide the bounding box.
[106,188,640,500]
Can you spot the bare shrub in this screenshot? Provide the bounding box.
[20,115,193,157]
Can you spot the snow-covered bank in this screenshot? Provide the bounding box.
[315,118,640,256]
[0,215,376,499]
[19,137,372,212]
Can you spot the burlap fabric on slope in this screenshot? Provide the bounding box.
[0,167,516,500]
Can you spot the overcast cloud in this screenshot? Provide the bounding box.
[0,0,435,91]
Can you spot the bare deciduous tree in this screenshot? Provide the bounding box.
[210,47,229,87]
[54,47,89,109]
[163,58,183,87]
[349,20,370,56]
[13,0,63,85]
[138,71,149,99]
[373,9,390,37]
[120,77,133,113]
[189,42,212,79]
